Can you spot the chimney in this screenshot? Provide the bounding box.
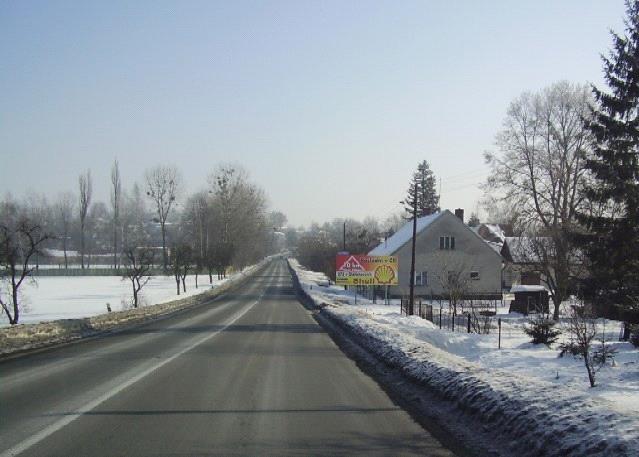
[454,208,464,223]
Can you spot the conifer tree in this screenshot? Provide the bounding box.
[579,0,639,312]
[404,160,440,217]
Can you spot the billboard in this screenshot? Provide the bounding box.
[335,255,398,286]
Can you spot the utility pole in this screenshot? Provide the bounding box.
[408,182,418,316]
[343,221,346,251]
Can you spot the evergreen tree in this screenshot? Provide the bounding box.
[404,160,440,217]
[467,213,481,227]
[579,0,639,313]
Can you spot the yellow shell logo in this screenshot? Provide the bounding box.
[374,265,395,284]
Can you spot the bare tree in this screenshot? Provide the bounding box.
[182,192,211,288]
[23,192,52,269]
[122,246,154,308]
[208,164,267,269]
[111,159,122,269]
[86,202,109,267]
[170,243,192,295]
[145,165,181,270]
[485,81,593,319]
[268,211,287,230]
[0,199,53,325]
[122,183,148,252]
[559,304,614,387]
[55,192,75,269]
[78,170,92,269]
[382,211,405,236]
[436,259,472,318]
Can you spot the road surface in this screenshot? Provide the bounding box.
[1,259,454,456]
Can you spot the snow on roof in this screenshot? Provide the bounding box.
[503,237,546,263]
[485,241,503,254]
[484,224,506,243]
[510,285,547,293]
[369,212,444,256]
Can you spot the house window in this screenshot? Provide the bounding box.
[470,271,480,280]
[415,271,428,286]
[439,236,455,250]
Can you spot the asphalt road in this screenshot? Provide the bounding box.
[1,259,454,456]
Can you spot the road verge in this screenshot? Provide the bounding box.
[288,258,638,457]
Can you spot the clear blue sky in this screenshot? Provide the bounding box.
[0,0,627,226]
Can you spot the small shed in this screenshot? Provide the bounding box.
[509,285,549,314]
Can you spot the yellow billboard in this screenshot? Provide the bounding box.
[335,255,398,286]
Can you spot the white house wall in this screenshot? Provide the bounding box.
[389,212,502,297]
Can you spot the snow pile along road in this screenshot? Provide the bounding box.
[0,259,271,358]
[288,258,639,457]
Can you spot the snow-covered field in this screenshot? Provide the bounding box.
[1,258,274,356]
[1,274,227,326]
[289,258,639,456]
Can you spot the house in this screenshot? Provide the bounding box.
[368,210,503,299]
[500,237,548,289]
[470,223,512,254]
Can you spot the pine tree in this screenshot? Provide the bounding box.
[579,0,639,312]
[404,160,440,217]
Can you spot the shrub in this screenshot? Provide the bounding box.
[523,315,561,346]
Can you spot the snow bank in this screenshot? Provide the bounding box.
[0,258,272,358]
[288,258,639,457]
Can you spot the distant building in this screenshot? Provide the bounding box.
[368,210,502,298]
[470,223,512,254]
[500,237,549,289]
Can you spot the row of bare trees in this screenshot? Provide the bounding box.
[167,165,278,296]
[1,162,283,322]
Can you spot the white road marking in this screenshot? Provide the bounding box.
[0,292,264,457]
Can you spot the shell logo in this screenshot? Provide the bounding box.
[374,265,396,284]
